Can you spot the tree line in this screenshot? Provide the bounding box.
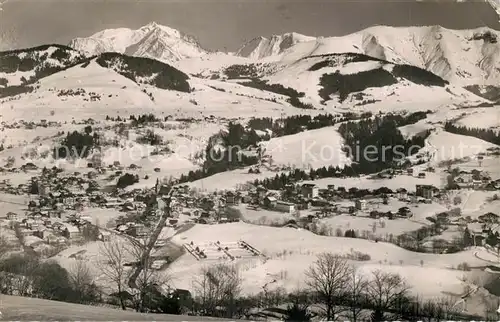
[445,122,500,145]
[338,113,430,173]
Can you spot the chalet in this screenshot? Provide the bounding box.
[27,221,41,231]
[396,188,408,200]
[116,225,128,233]
[397,207,412,218]
[52,222,64,231]
[301,184,319,198]
[99,231,112,242]
[121,202,135,211]
[276,201,295,214]
[263,196,277,208]
[472,180,483,190]
[416,185,434,199]
[38,182,49,196]
[46,235,67,245]
[200,198,215,211]
[24,236,45,249]
[197,218,210,224]
[63,224,82,241]
[418,173,426,179]
[21,163,38,171]
[327,184,335,192]
[225,191,240,205]
[256,185,267,200]
[127,224,148,238]
[19,228,34,237]
[407,168,414,176]
[355,199,367,211]
[455,175,472,188]
[34,229,52,239]
[296,200,311,210]
[311,198,329,207]
[6,212,18,221]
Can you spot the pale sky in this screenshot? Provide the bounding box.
[1,0,499,51]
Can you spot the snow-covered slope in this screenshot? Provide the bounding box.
[237,32,316,60]
[68,22,207,63]
[262,52,487,108]
[0,44,86,87]
[0,295,221,321]
[239,26,500,85]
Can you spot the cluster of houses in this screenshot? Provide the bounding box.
[1,209,105,256]
[0,119,62,131]
[450,168,500,190]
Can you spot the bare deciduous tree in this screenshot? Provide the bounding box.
[98,237,129,310]
[0,236,10,261]
[366,270,409,320]
[193,263,242,318]
[420,297,461,322]
[125,237,169,313]
[68,260,100,304]
[347,267,368,322]
[305,253,351,321]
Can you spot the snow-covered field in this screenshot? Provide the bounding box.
[262,126,351,169]
[0,294,227,321]
[425,130,498,165]
[185,167,280,192]
[455,107,500,130]
[166,222,486,299]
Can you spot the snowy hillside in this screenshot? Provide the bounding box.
[263,52,487,107]
[0,44,85,87]
[68,22,207,63]
[236,32,316,60]
[0,295,227,321]
[239,25,500,85]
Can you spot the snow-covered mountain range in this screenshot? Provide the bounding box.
[236,26,500,86]
[68,23,500,86]
[68,22,207,62]
[1,22,499,110]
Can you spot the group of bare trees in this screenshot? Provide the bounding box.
[193,263,241,317]
[185,252,468,321]
[304,253,409,321]
[0,231,485,321]
[303,253,466,321]
[97,238,129,310]
[0,252,100,305]
[97,236,176,313]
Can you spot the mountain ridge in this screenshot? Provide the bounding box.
[237,25,500,85]
[68,22,207,63]
[66,22,500,85]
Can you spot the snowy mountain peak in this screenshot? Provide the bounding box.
[68,22,207,62]
[237,32,316,59]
